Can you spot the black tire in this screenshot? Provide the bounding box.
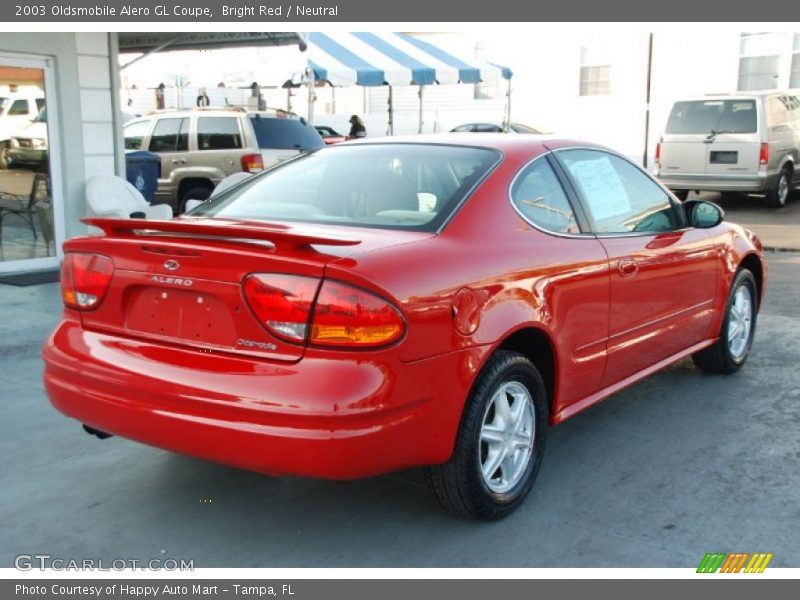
[692,269,758,374]
[672,190,689,201]
[179,186,212,213]
[765,168,790,208]
[0,141,10,170]
[426,350,548,520]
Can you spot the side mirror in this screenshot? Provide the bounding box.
[685,200,724,228]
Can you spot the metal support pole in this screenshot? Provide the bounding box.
[417,85,424,134]
[503,78,512,132]
[387,86,394,136]
[306,67,316,125]
[642,32,654,169]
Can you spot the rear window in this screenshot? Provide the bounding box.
[249,115,324,151]
[190,144,500,232]
[666,100,757,134]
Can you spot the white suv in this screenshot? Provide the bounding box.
[0,91,45,169]
[123,107,324,212]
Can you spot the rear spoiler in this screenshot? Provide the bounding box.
[83,217,361,250]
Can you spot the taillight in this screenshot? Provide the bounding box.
[240,153,264,173]
[243,274,319,342]
[61,253,114,310]
[654,142,661,165]
[759,142,769,166]
[243,274,405,348]
[310,280,405,348]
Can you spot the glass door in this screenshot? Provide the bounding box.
[0,54,62,272]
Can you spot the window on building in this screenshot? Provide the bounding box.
[738,32,781,91]
[790,34,800,89]
[474,82,498,100]
[579,46,611,96]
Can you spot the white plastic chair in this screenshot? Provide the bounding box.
[184,172,254,212]
[86,174,173,220]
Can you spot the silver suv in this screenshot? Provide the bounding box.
[123,107,324,212]
[655,92,800,208]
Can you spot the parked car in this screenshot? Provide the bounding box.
[655,92,800,207]
[451,122,543,134]
[315,125,347,145]
[123,107,324,212]
[0,91,45,169]
[44,135,765,520]
[7,105,48,168]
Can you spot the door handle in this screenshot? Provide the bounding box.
[618,257,639,278]
[172,159,187,165]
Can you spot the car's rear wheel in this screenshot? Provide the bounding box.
[692,269,757,374]
[426,350,548,520]
[672,190,689,201]
[765,168,790,208]
[179,185,213,213]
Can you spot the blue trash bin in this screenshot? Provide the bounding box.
[125,150,161,203]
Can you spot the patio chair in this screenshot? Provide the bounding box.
[86,174,172,220]
[184,171,253,212]
[0,171,48,244]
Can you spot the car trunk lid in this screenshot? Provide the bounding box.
[67,217,430,362]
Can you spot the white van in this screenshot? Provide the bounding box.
[0,91,45,169]
[655,92,800,208]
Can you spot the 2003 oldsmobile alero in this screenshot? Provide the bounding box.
[43,135,765,520]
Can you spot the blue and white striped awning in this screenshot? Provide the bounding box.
[306,32,513,87]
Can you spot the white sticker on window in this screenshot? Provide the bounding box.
[568,157,630,220]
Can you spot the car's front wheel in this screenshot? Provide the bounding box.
[693,269,758,374]
[426,350,548,520]
[0,141,10,170]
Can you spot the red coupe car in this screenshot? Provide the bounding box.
[43,135,765,520]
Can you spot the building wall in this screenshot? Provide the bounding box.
[0,33,121,244]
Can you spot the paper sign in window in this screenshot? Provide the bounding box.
[568,157,630,220]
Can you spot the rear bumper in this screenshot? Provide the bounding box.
[43,318,484,479]
[657,172,774,193]
[8,147,47,164]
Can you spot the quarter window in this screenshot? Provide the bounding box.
[510,158,579,234]
[557,149,679,234]
[197,117,242,150]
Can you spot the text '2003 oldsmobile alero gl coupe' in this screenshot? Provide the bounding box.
[43,135,765,520]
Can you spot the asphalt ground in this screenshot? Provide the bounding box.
[0,251,798,568]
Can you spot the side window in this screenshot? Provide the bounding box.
[767,97,790,127]
[148,118,188,153]
[197,117,243,150]
[451,124,474,133]
[8,99,29,115]
[557,149,679,234]
[35,98,45,112]
[124,120,151,150]
[510,158,580,234]
[474,123,501,132]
